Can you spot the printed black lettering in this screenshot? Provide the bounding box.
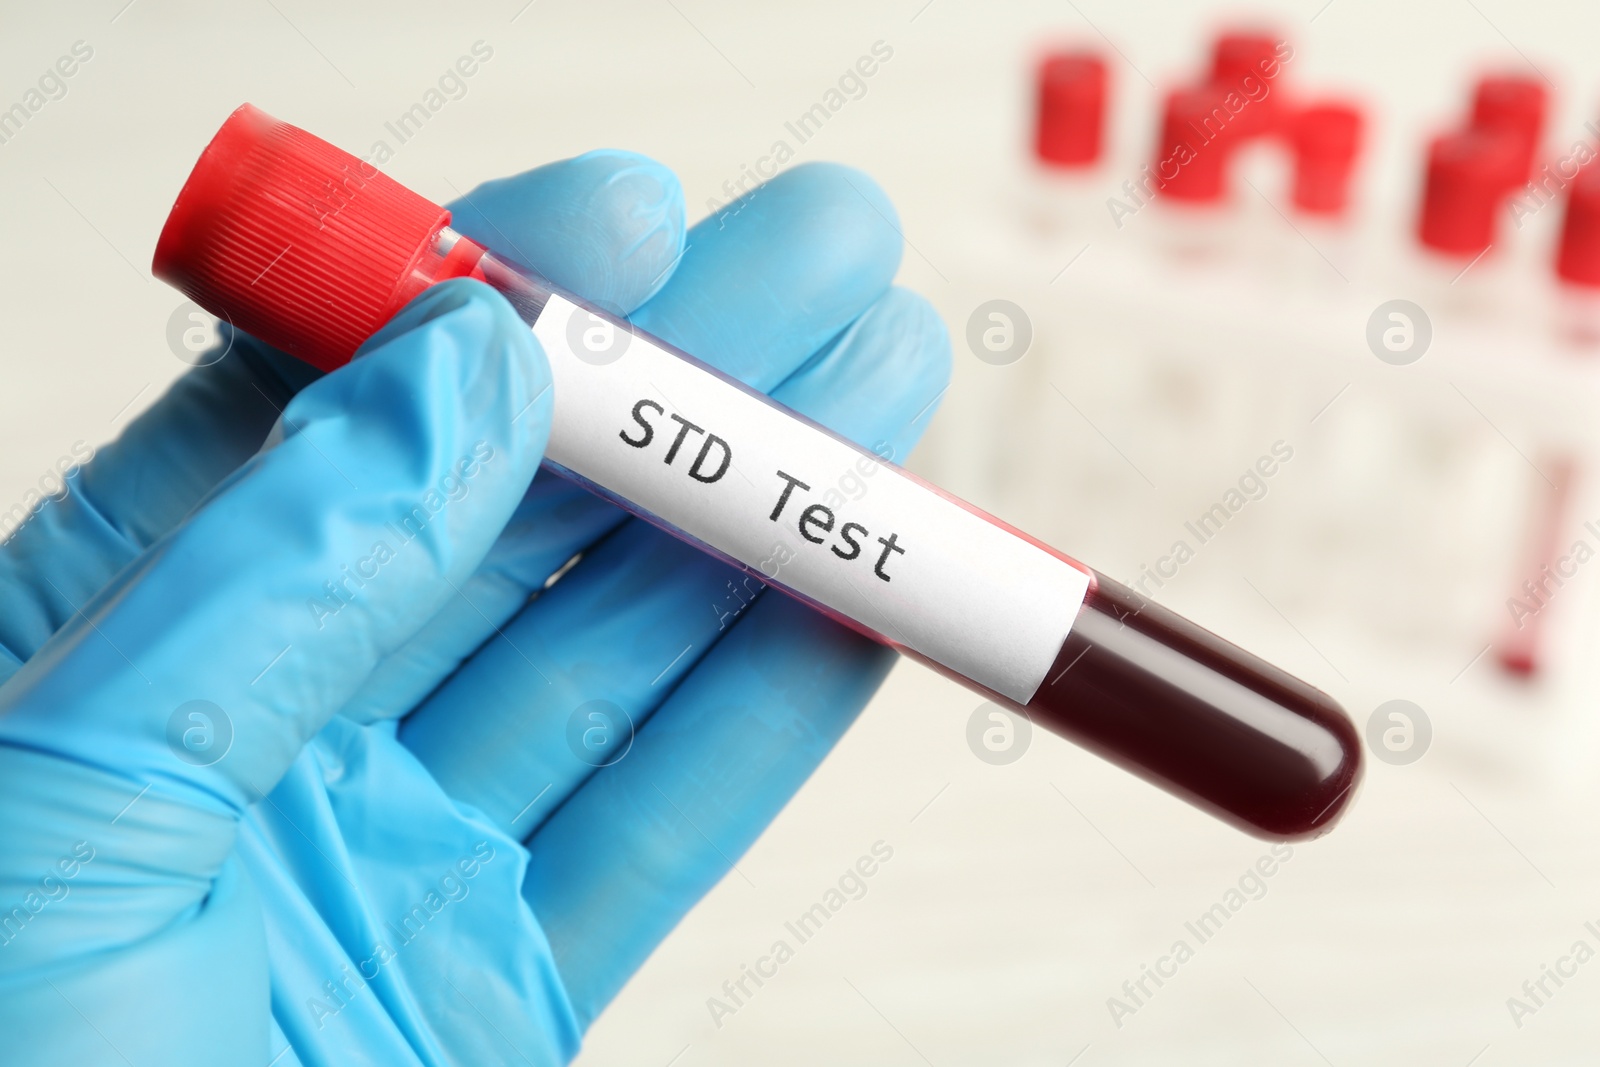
[688,434,732,483]
[833,522,866,561]
[873,532,905,581]
[664,413,704,464]
[619,399,663,448]
[770,471,810,521]
[799,504,835,544]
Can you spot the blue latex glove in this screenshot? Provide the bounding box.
[0,152,950,1065]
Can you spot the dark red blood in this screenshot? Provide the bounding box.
[1024,575,1362,840]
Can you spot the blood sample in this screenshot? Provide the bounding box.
[151,105,1362,840]
[1034,51,1107,166]
[1033,579,1356,838]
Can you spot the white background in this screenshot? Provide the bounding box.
[4,1,1600,1063]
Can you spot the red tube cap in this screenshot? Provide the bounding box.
[1208,31,1285,139]
[1416,129,1519,256]
[1155,86,1233,203]
[1290,102,1364,215]
[1471,73,1546,186]
[1211,31,1281,87]
[1557,164,1600,287]
[152,104,452,371]
[1035,51,1107,166]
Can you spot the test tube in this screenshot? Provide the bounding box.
[151,105,1362,841]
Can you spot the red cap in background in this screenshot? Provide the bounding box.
[1557,164,1600,287]
[1207,30,1286,140]
[1210,32,1281,87]
[1289,102,1364,215]
[1470,73,1547,187]
[1416,129,1521,256]
[152,104,460,371]
[1154,85,1239,203]
[1035,51,1107,166]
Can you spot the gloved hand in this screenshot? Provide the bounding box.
[0,150,951,1065]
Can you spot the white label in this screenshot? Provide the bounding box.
[533,295,1089,703]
